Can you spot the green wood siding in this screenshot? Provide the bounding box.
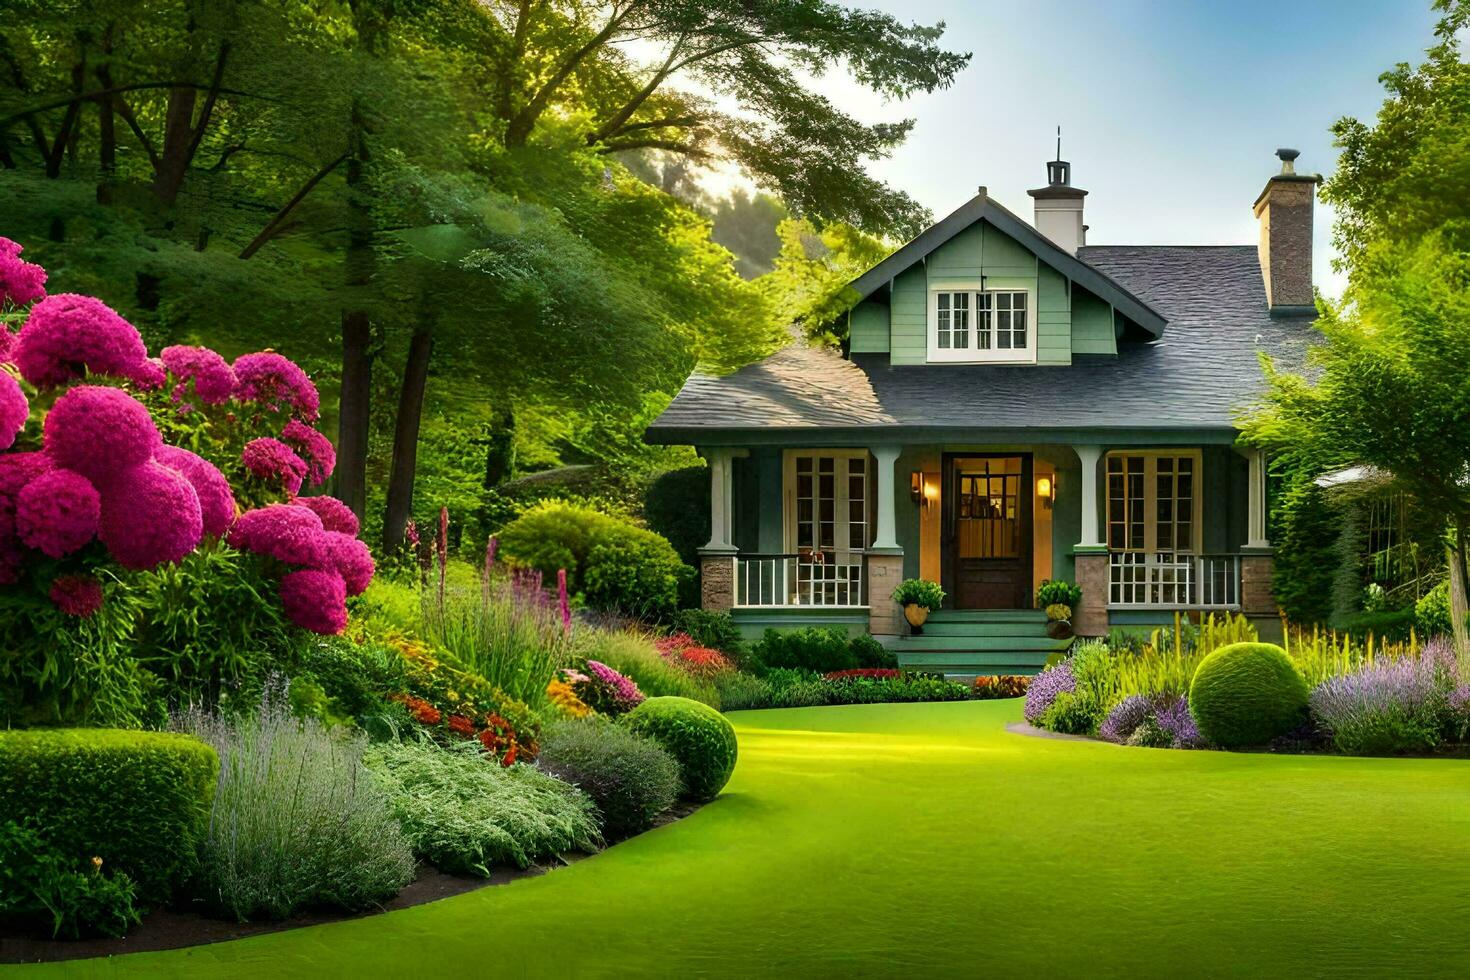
[883,219,1076,366]
[849,300,890,353]
[1070,287,1117,356]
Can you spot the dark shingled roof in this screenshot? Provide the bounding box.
[646,245,1317,444]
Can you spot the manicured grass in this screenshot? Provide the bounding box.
[17,700,1470,977]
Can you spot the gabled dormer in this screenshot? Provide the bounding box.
[846,160,1165,367]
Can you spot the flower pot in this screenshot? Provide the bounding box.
[904,603,929,631]
[1046,619,1074,639]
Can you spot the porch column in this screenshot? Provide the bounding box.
[699,448,747,612]
[1071,444,1109,638]
[871,445,902,551]
[1074,444,1104,547]
[1246,448,1271,549]
[867,445,904,636]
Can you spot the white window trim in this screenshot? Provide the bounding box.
[782,450,872,559]
[927,282,1037,364]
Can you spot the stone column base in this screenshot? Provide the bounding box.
[699,552,736,612]
[1240,553,1277,618]
[1073,552,1109,638]
[866,552,905,636]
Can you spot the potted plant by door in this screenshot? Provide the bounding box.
[893,579,945,634]
[1036,579,1083,639]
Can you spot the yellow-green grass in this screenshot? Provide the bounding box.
[14,700,1470,977]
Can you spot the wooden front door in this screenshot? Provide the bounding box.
[946,455,1033,609]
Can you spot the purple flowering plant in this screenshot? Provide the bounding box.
[1024,659,1075,724]
[1309,648,1453,755]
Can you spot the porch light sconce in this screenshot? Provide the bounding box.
[910,471,923,504]
[1038,475,1055,510]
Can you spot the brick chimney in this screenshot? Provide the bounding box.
[1253,149,1319,315]
[1028,129,1086,254]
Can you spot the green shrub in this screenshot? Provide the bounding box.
[624,696,738,802]
[1272,481,1339,626]
[0,820,142,939]
[1036,579,1083,609]
[892,578,945,610]
[1126,717,1173,748]
[498,500,692,620]
[1415,579,1466,638]
[714,671,774,711]
[753,627,855,674]
[643,465,710,567]
[537,719,680,839]
[575,629,720,707]
[294,634,411,725]
[366,739,602,874]
[1189,642,1310,748]
[0,729,217,904]
[1339,607,1417,643]
[849,634,898,669]
[180,698,415,921]
[672,609,744,656]
[1040,691,1097,735]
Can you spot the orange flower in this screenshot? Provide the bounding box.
[501,743,518,766]
[447,714,476,737]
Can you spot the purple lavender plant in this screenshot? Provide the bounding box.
[1154,695,1205,749]
[1024,661,1075,725]
[1310,655,1449,755]
[1099,695,1154,744]
[582,660,645,714]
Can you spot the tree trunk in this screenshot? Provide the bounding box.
[96,88,115,203]
[382,328,434,553]
[152,87,197,205]
[1450,517,1470,663]
[334,107,374,521]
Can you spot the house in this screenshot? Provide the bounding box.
[645,148,1320,674]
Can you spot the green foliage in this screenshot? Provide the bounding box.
[714,669,971,711]
[0,820,141,940]
[1416,579,1465,638]
[498,500,692,621]
[537,719,680,839]
[1339,608,1417,644]
[714,671,783,711]
[644,465,710,568]
[1188,643,1310,748]
[1126,717,1174,749]
[1036,580,1083,610]
[573,629,719,707]
[849,634,898,669]
[709,191,787,279]
[624,697,739,803]
[753,627,855,674]
[1100,614,1259,705]
[1039,692,1095,736]
[758,218,892,344]
[0,729,218,904]
[180,699,415,921]
[294,635,413,727]
[892,578,945,610]
[671,609,744,657]
[366,739,602,875]
[1048,641,1114,736]
[1272,482,1341,626]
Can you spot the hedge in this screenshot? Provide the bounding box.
[0,729,219,903]
[624,696,738,802]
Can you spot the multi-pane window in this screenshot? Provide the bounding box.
[791,453,868,555]
[930,290,1030,361]
[1107,454,1197,553]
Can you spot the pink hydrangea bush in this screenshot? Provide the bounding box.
[0,237,47,308]
[241,437,308,495]
[42,385,161,486]
[0,371,25,450]
[227,501,374,632]
[233,351,320,421]
[281,418,335,486]
[296,494,359,535]
[155,445,236,538]
[160,345,237,407]
[15,469,100,558]
[278,568,348,635]
[99,462,204,570]
[13,294,150,388]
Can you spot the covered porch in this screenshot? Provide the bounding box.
[697,439,1276,641]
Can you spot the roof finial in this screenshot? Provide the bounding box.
[1056,125,1062,162]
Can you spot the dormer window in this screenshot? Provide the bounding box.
[928,286,1033,363]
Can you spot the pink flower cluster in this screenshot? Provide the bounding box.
[227,498,373,634]
[242,437,308,495]
[581,660,645,715]
[0,238,46,309]
[12,294,152,388]
[233,352,320,421]
[281,418,335,486]
[160,345,237,407]
[0,371,25,450]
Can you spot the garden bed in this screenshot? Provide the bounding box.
[0,802,702,964]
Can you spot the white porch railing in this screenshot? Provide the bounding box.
[1108,552,1241,609]
[733,553,867,608]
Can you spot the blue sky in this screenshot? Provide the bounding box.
[802,0,1443,297]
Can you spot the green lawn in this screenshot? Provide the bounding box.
[15,700,1470,978]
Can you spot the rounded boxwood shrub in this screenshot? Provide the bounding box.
[0,729,218,903]
[537,718,681,839]
[624,696,738,802]
[1188,642,1309,748]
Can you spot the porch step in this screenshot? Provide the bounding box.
[894,607,1070,676]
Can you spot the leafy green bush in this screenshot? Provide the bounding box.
[643,465,710,567]
[0,820,142,939]
[672,608,744,656]
[537,719,680,839]
[624,696,738,802]
[849,634,898,669]
[1339,607,1417,643]
[1040,691,1096,735]
[498,500,692,620]
[293,635,411,725]
[1271,481,1339,626]
[576,629,720,707]
[1189,642,1310,748]
[1415,579,1466,638]
[1036,579,1083,609]
[180,698,415,921]
[892,578,944,610]
[714,671,776,711]
[753,626,855,673]
[715,668,971,711]
[367,739,602,874]
[0,728,217,904]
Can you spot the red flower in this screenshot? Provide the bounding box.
[447,714,475,737]
[478,728,504,751]
[501,743,518,767]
